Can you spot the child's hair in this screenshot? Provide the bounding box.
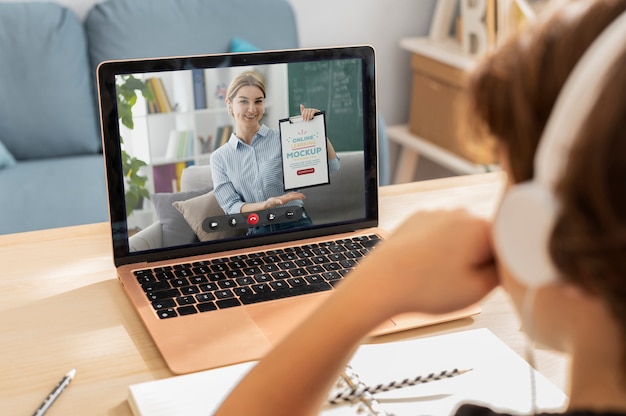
[466,0,626,372]
[550,43,626,371]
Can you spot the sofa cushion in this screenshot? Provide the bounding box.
[85,0,299,73]
[151,188,211,247]
[0,155,108,234]
[173,191,245,242]
[229,37,260,53]
[0,141,16,169]
[180,165,213,192]
[0,3,101,160]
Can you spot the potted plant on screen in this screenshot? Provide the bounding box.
[116,75,154,216]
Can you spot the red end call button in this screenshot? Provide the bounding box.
[247,213,260,225]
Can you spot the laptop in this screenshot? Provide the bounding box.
[97,45,479,374]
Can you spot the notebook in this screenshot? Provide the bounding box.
[96,45,480,374]
[127,329,567,415]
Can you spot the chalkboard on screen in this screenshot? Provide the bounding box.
[287,58,363,151]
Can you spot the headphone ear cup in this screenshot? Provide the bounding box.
[493,182,561,288]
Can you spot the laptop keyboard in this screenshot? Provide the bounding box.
[134,234,382,319]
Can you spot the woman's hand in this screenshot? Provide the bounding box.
[300,104,319,121]
[264,192,306,209]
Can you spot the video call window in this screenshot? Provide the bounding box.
[116,58,368,250]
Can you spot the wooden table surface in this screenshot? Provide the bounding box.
[0,172,568,415]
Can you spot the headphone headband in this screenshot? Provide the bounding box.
[493,8,626,288]
[535,9,626,188]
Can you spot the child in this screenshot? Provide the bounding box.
[216,1,626,414]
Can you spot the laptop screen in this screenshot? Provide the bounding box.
[97,46,378,266]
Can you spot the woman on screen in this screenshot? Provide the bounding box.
[216,0,626,414]
[210,71,340,235]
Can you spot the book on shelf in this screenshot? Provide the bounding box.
[164,130,195,161]
[146,77,172,113]
[127,328,566,416]
[212,124,233,151]
[152,161,193,193]
[152,163,177,193]
[192,69,207,110]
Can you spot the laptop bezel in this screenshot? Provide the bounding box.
[96,45,379,267]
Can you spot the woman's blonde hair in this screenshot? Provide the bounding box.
[226,71,266,104]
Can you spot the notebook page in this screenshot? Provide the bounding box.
[128,329,567,415]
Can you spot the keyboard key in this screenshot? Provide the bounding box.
[234,286,254,297]
[189,275,208,284]
[196,293,215,302]
[272,271,290,280]
[306,265,324,274]
[270,280,290,290]
[239,281,332,305]
[255,274,273,283]
[278,261,296,270]
[312,256,328,265]
[324,262,341,271]
[208,272,226,281]
[152,299,176,310]
[176,295,196,305]
[225,269,244,278]
[147,289,180,301]
[174,268,193,278]
[305,274,323,284]
[260,263,279,272]
[199,283,219,292]
[177,305,197,316]
[322,271,342,281]
[180,286,200,295]
[211,263,228,273]
[217,298,241,309]
[236,277,255,286]
[197,302,218,312]
[245,257,263,267]
[157,308,177,319]
[340,259,356,268]
[215,289,234,299]
[288,277,306,286]
[136,274,157,284]
[142,281,170,292]
[289,268,307,277]
[295,259,312,267]
[171,278,189,287]
[228,260,246,270]
[243,267,262,275]
[155,271,175,281]
[252,283,271,293]
[218,280,237,289]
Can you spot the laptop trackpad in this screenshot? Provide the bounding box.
[246,294,396,345]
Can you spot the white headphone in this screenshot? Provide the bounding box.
[493,9,626,289]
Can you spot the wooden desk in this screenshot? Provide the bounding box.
[0,172,567,415]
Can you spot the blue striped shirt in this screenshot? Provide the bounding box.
[210,124,341,214]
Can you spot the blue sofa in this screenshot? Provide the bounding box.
[0,0,388,235]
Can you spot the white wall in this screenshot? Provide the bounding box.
[290,0,436,125]
[4,0,435,125]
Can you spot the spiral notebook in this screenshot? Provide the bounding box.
[128,329,567,415]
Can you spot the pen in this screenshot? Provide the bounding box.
[327,367,472,405]
[32,368,76,416]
